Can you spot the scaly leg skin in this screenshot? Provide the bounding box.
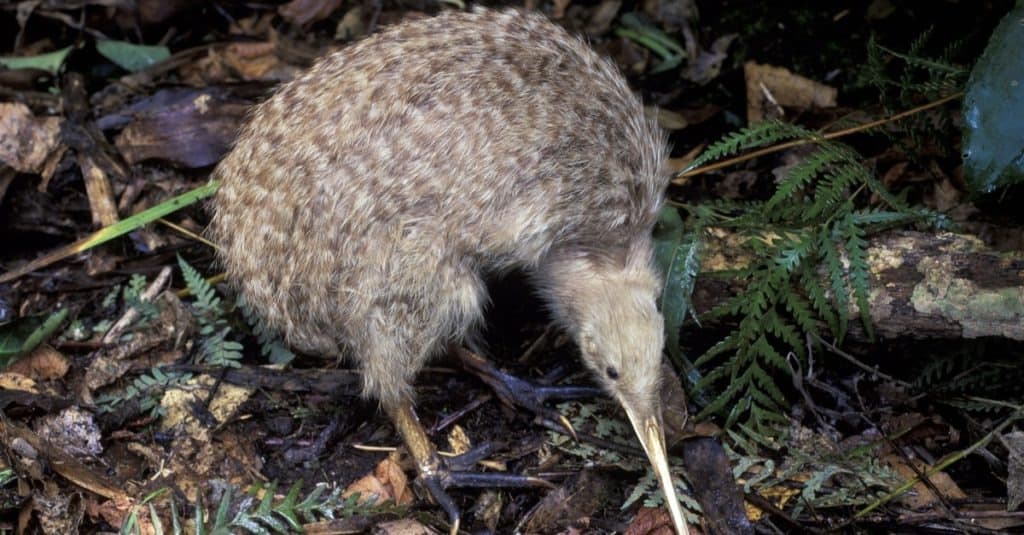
[454,347,605,439]
[385,398,551,534]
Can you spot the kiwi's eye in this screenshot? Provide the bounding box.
[606,366,619,380]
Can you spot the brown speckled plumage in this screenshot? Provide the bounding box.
[211,6,670,410]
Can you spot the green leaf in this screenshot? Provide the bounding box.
[962,5,1024,193]
[97,40,171,72]
[276,481,304,530]
[194,489,205,534]
[148,504,164,535]
[0,309,69,367]
[213,487,232,528]
[652,206,703,377]
[0,47,71,73]
[615,13,685,73]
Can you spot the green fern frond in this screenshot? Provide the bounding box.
[800,267,838,335]
[879,44,966,77]
[764,147,846,215]
[177,256,245,369]
[237,296,295,365]
[177,255,222,322]
[201,328,244,368]
[172,480,386,535]
[97,366,192,417]
[685,120,811,171]
[664,33,956,430]
[679,113,945,429]
[839,214,874,339]
[819,235,851,343]
[700,377,746,421]
[762,310,805,360]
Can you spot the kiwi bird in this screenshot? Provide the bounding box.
[210,7,688,534]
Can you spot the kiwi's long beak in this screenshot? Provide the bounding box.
[623,405,690,535]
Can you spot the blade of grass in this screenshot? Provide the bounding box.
[0,180,219,284]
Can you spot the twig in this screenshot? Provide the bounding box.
[673,92,963,183]
[811,333,912,388]
[101,266,172,344]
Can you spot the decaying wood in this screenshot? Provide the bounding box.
[61,73,127,227]
[692,230,1024,341]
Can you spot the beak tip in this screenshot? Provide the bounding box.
[626,412,691,535]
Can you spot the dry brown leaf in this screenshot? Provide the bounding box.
[84,496,140,534]
[744,61,837,122]
[278,0,345,27]
[0,102,62,173]
[6,344,69,380]
[343,471,391,504]
[374,518,437,534]
[885,454,967,510]
[625,507,679,535]
[223,41,299,82]
[659,361,690,447]
[334,6,366,41]
[114,88,250,168]
[343,454,414,506]
[517,469,611,533]
[587,0,622,35]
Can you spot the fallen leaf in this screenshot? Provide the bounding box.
[278,0,345,26]
[885,454,967,509]
[626,507,676,535]
[0,102,62,173]
[744,61,837,122]
[7,344,70,380]
[343,454,414,506]
[374,518,437,534]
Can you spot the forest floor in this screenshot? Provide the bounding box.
[1,1,1022,533]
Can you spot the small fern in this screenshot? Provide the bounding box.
[622,469,701,524]
[96,366,193,418]
[178,256,243,368]
[550,401,700,520]
[123,273,160,326]
[858,31,968,158]
[199,328,245,369]
[120,481,387,535]
[724,424,902,518]
[685,119,810,171]
[913,342,1024,414]
[237,295,294,365]
[667,119,945,433]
